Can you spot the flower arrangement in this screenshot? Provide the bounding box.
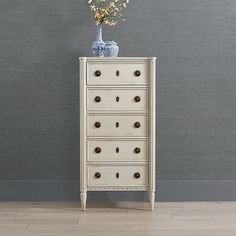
[88,0,129,26]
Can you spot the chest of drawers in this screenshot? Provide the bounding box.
[79,57,156,210]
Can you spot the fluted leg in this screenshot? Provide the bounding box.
[149,191,155,211]
[80,191,87,211]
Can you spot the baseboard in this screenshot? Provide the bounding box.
[158,180,236,201]
[0,180,236,201]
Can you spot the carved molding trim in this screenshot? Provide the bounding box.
[87,186,148,191]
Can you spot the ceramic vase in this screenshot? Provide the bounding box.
[92,25,105,57]
[104,39,119,57]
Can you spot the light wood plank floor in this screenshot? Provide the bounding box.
[0,202,236,236]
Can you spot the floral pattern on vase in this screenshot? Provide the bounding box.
[104,39,119,57]
[92,25,105,57]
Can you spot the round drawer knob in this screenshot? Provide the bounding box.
[134,122,141,128]
[94,122,101,128]
[94,96,101,103]
[134,147,141,154]
[116,70,120,76]
[134,96,141,102]
[134,172,141,179]
[134,70,141,77]
[95,172,101,178]
[95,70,101,77]
[95,147,101,153]
[116,172,119,178]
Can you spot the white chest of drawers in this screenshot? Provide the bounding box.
[79,57,156,211]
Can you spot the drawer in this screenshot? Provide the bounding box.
[87,115,148,137]
[87,88,148,111]
[87,164,148,187]
[87,63,148,85]
[87,139,148,162]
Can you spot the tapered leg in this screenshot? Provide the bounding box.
[149,191,155,211]
[80,191,87,211]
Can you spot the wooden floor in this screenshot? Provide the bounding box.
[0,202,236,236]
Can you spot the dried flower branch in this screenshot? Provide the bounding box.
[88,0,129,26]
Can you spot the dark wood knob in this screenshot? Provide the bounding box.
[134,122,141,128]
[116,70,120,76]
[134,70,141,77]
[95,70,101,77]
[134,96,141,102]
[134,172,140,179]
[116,122,119,128]
[134,147,141,154]
[95,172,101,178]
[116,96,119,102]
[116,172,119,178]
[95,147,101,153]
[94,96,101,103]
[94,122,101,128]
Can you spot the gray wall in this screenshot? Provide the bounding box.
[1,0,236,201]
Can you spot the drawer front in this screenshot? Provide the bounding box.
[87,115,148,137]
[88,165,148,187]
[87,63,148,85]
[87,88,148,111]
[87,140,148,162]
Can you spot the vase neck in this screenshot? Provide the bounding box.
[96,25,103,42]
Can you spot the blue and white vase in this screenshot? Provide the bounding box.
[104,39,119,57]
[92,25,105,57]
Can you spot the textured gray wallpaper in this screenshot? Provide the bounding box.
[1,0,236,200]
